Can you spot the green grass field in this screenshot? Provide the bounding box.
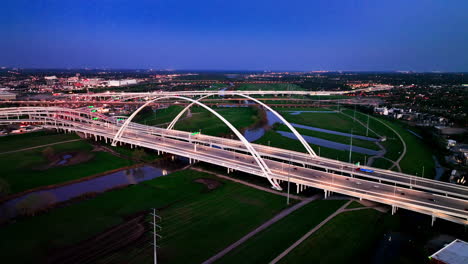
[236,83,305,91]
[0,169,289,264]
[134,105,185,126]
[207,83,228,90]
[278,209,395,264]
[371,158,395,170]
[216,200,347,264]
[174,107,262,136]
[0,138,133,195]
[275,124,380,151]
[341,109,435,178]
[0,131,80,153]
[255,130,368,164]
[277,110,377,137]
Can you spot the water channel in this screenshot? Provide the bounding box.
[243,110,379,155]
[0,158,189,220]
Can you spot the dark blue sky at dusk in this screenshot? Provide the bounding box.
[2,0,468,71]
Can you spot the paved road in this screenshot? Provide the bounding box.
[0,139,83,155]
[1,107,467,224]
[270,200,353,263]
[202,195,321,264]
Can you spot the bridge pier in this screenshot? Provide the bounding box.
[391,205,398,215]
[432,215,436,226]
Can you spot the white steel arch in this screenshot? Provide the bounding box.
[166,93,317,157]
[111,96,282,190]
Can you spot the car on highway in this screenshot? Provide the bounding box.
[355,168,374,173]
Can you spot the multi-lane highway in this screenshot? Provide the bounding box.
[1,106,467,225]
[64,85,393,100]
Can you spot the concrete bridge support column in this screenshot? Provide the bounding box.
[431,215,436,226]
[296,184,299,194]
[324,189,328,199]
[391,205,398,215]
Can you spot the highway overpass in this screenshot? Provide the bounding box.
[1,105,467,226]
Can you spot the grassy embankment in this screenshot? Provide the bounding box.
[342,109,435,178]
[0,132,134,195]
[275,124,380,150]
[255,109,377,164]
[0,169,290,264]
[215,200,346,264]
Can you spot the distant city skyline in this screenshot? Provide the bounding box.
[2,0,468,71]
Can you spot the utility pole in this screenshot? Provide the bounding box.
[348,129,354,163]
[151,208,162,264]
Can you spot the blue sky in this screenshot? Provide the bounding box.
[1,0,468,71]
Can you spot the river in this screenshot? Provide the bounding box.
[0,158,189,221]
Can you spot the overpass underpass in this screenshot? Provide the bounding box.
[0,107,467,225]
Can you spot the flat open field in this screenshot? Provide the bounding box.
[0,131,80,153]
[277,110,377,137]
[174,106,262,136]
[278,209,394,264]
[236,83,305,91]
[0,134,133,195]
[134,105,185,126]
[216,200,347,264]
[0,169,289,264]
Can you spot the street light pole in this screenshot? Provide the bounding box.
[287,156,291,205]
[366,114,370,137]
[348,129,354,163]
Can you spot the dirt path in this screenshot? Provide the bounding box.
[270,200,356,263]
[0,139,83,155]
[202,194,321,264]
[269,199,380,264]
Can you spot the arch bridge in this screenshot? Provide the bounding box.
[0,92,467,226]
